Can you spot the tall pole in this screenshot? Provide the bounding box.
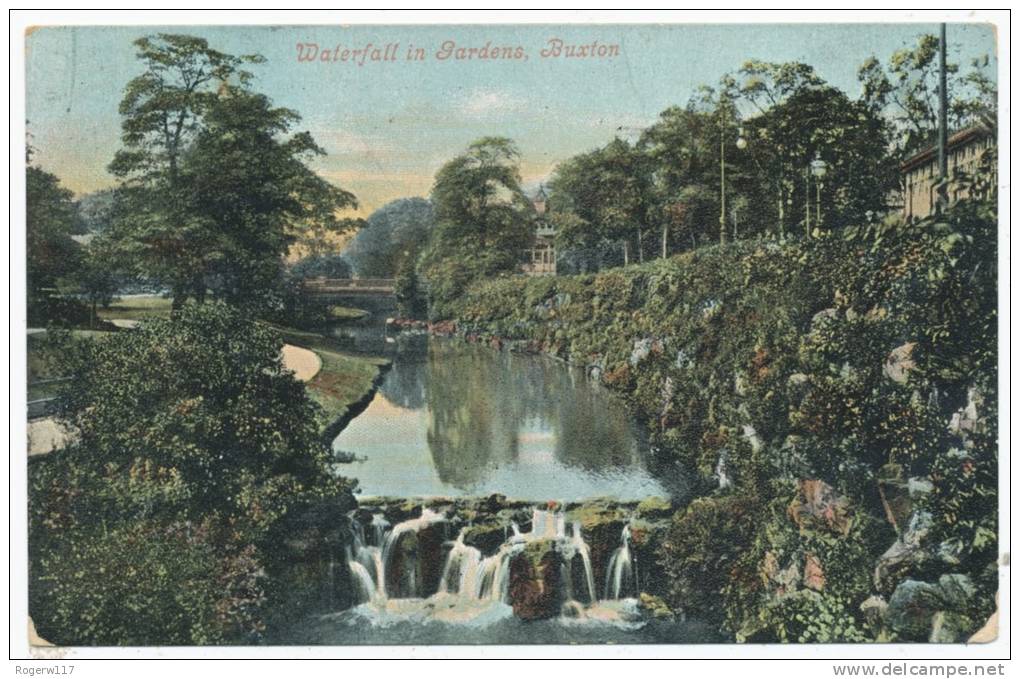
[937,22,949,212]
[817,180,822,227]
[720,132,727,245]
[805,167,811,237]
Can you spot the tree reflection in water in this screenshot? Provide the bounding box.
[334,333,669,500]
[424,342,644,489]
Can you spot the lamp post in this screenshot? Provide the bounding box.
[810,152,828,232]
[720,126,747,245]
[804,166,811,237]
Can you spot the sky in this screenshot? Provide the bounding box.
[25,23,998,216]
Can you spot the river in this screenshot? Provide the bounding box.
[333,331,678,501]
[268,305,709,645]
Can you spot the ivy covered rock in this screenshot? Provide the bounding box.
[508,539,565,621]
[444,198,998,642]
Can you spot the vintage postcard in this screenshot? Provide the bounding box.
[15,13,1007,658]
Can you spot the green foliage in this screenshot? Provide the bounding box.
[27,165,83,322]
[107,34,357,311]
[419,137,532,317]
[545,58,901,265]
[395,255,427,319]
[659,495,762,622]
[857,33,997,154]
[757,591,868,643]
[549,137,653,263]
[29,514,263,645]
[288,254,353,281]
[345,197,434,277]
[29,303,355,644]
[444,198,997,641]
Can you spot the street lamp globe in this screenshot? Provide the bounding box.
[810,152,827,178]
[735,127,747,150]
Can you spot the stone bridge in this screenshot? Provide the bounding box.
[301,277,396,299]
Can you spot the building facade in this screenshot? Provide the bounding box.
[901,125,996,221]
[521,185,557,276]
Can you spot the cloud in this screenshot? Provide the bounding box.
[306,127,393,158]
[458,88,528,118]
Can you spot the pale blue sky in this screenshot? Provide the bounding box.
[26,23,997,214]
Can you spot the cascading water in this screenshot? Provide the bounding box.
[369,513,390,546]
[570,521,597,604]
[604,524,638,600]
[347,547,378,605]
[439,530,484,597]
[344,505,635,623]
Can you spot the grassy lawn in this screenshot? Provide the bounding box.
[272,325,389,430]
[97,295,173,321]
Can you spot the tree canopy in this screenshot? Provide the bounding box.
[345,197,435,278]
[419,137,532,316]
[26,165,78,303]
[107,34,358,310]
[857,33,997,154]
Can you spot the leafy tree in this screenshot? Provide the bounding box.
[639,106,723,252]
[345,197,434,277]
[858,33,997,153]
[734,60,825,115]
[420,137,531,316]
[549,138,652,265]
[107,34,357,310]
[108,34,263,307]
[179,88,357,307]
[744,85,896,233]
[288,253,353,280]
[66,238,119,328]
[394,255,427,319]
[26,165,79,308]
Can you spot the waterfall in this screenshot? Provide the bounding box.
[568,521,597,604]
[369,513,390,546]
[343,504,607,614]
[439,530,484,597]
[349,558,377,604]
[604,524,638,600]
[352,539,386,598]
[380,508,446,598]
[478,550,513,602]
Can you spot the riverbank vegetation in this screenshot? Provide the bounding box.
[25,34,382,645]
[443,197,998,642]
[29,304,358,644]
[274,325,390,431]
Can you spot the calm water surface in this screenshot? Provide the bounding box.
[331,326,677,501]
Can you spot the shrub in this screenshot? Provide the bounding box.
[757,590,868,643]
[29,303,355,644]
[288,254,352,281]
[659,495,763,622]
[30,517,262,645]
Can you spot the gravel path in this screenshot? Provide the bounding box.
[27,418,74,456]
[281,343,322,382]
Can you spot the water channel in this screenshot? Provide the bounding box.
[269,303,712,645]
